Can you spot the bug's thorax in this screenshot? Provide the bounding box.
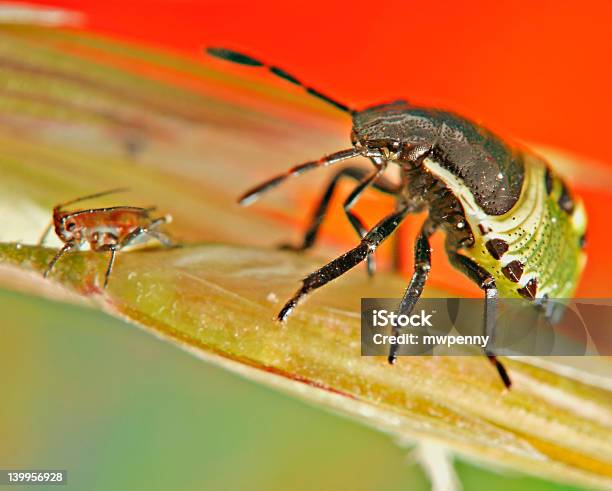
[352,100,526,215]
[349,130,476,249]
[401,161,475,248]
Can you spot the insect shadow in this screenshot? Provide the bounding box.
[39,189,176,289]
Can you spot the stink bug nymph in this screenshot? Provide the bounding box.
[39,189,175,288]
[207,47,587,388]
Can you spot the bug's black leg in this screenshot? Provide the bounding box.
[238,147,382,206]
[282,166,399,251]
[342,165,389,276]
[447,251,512,389]
[283,165,398,276]
[43,241,76,279]
[280,167,368,252]
[388,221,435,363]
[278,206,410,321]
[239,148,363,206]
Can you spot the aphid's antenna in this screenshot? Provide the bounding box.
[207,47,354,114]
[55,188,130,212]
[239,148,361,206]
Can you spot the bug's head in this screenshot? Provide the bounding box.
[351,100,435,163]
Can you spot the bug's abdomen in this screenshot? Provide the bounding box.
[459,153,587,298]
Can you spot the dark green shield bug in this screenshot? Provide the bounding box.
[207,47,587,389]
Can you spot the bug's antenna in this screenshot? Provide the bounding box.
[55,188,130,211]
[207,47,354,114]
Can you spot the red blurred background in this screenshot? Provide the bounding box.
[23,0,612,295]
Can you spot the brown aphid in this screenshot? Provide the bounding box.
[39,189,175,288]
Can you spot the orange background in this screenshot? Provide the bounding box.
[25,0,612,295]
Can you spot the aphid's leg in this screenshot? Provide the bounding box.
[277,206,410,322]
[144,216,176,247]
[119,218,176,250]
[93,222,172,290]
[145,230,175,248]
[43,241,76,279]
[447,251,512,389]
[103,247,117,289]
[388,221,435,363]
[93,238,120,289]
